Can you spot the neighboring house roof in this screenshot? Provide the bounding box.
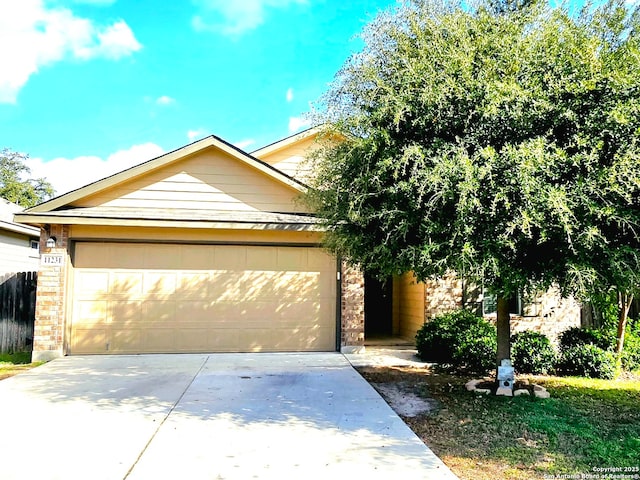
[0,198,39,236]
[14,133,318,230]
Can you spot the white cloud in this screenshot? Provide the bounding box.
[69,0,117,5]
[25,143,164,195]
[192,0,307,35]
[156,95,175,105]
[286,88,294,102]
[187,129,208,141]
[0,0,141,103]
[234,139,256,150]
[288,116,311,133]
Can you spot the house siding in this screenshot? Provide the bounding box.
[73,149,310,214]
[69,225,324,244]
[0,230,39,274]
[395,272,426,340]
[256,135,317,181]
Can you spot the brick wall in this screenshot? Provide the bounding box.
[32,224,69,361]
[424,275,464,319]
[340,262,365,353]
[420,276,580,345]
[506,288,581,345]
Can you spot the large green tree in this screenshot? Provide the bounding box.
[305,0,640,368]
[0,148,55,207]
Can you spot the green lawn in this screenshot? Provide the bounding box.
[0,352,42,380]
[358,367,640,480]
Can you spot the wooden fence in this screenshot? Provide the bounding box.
[0,272,37,354]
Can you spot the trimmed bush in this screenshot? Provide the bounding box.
[559,327,612,351]
[511,331,556,374]
[556,344,617,379]
[415,310,496,375]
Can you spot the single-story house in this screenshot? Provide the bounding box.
[15,129,580,361]
[0,198,40,274]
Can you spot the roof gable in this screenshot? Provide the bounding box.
[252,127,319,181]
[15,134,320,230]
[74,146,309,214]
[28,135,307,214]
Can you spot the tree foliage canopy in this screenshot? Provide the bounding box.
[0,148,55,208]
[305,0,640,300]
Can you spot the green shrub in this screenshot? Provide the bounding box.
[556,344,617,379]
[511,331,556,374]
[559,327,612,351]
[415,310,496,375]
[621,330,640,372]
[415,312,457,364]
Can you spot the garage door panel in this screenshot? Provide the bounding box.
[75,299,108,324]
[176,301,213,322]
[71,243,337,354]
[110,300,142,323]
[206,330,241,351]
[75,243,111,268]
[110,272,143,294]
[73,328,107,353]
[143,272,177,294]
[111,329,143,352]
[177,273,210,297]
[110,244,146,269]
[76,271,109,294]
[143,302,177,324]
[145,245,181,269]
[308,250,336,271]
[246,247,277,269]
[176,329,210,351]
[277,248,307,270]
[213,246,246,269]
[144,328,176,351]
[180,245,215,270]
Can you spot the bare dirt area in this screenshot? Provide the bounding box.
[357,365,546,480]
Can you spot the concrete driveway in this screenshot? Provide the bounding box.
[0,353,457,480]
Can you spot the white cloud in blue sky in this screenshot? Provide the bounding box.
[67,0,118,5]
[156,95,176,106]
[289,116,311,133]
[0,0,396,195]
[25,143,164,195]
[192,0,308,35]
[0,0,141,103]
[187,128,208,141]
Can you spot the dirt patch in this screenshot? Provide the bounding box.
[370,381,438,416]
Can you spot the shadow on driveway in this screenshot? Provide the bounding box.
[0,353,457,480]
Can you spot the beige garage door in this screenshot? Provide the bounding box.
[70,243,337,354]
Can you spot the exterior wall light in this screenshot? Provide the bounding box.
[46,236,57,248]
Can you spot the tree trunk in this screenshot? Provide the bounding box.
[496,295,511,370]
[616,291,633,356]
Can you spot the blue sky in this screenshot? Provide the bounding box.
[0,0,398,195]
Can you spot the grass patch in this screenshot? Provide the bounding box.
[358,366,640,480]
[0,352,43,380]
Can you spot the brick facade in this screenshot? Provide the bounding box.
[340,262,365,353]
[424,275,464,319]
[507,288,581,345]
[32,224,69,361]
[420,277,580,345]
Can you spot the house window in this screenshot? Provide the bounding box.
[482,290,523,316]
[31,240,40,252]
